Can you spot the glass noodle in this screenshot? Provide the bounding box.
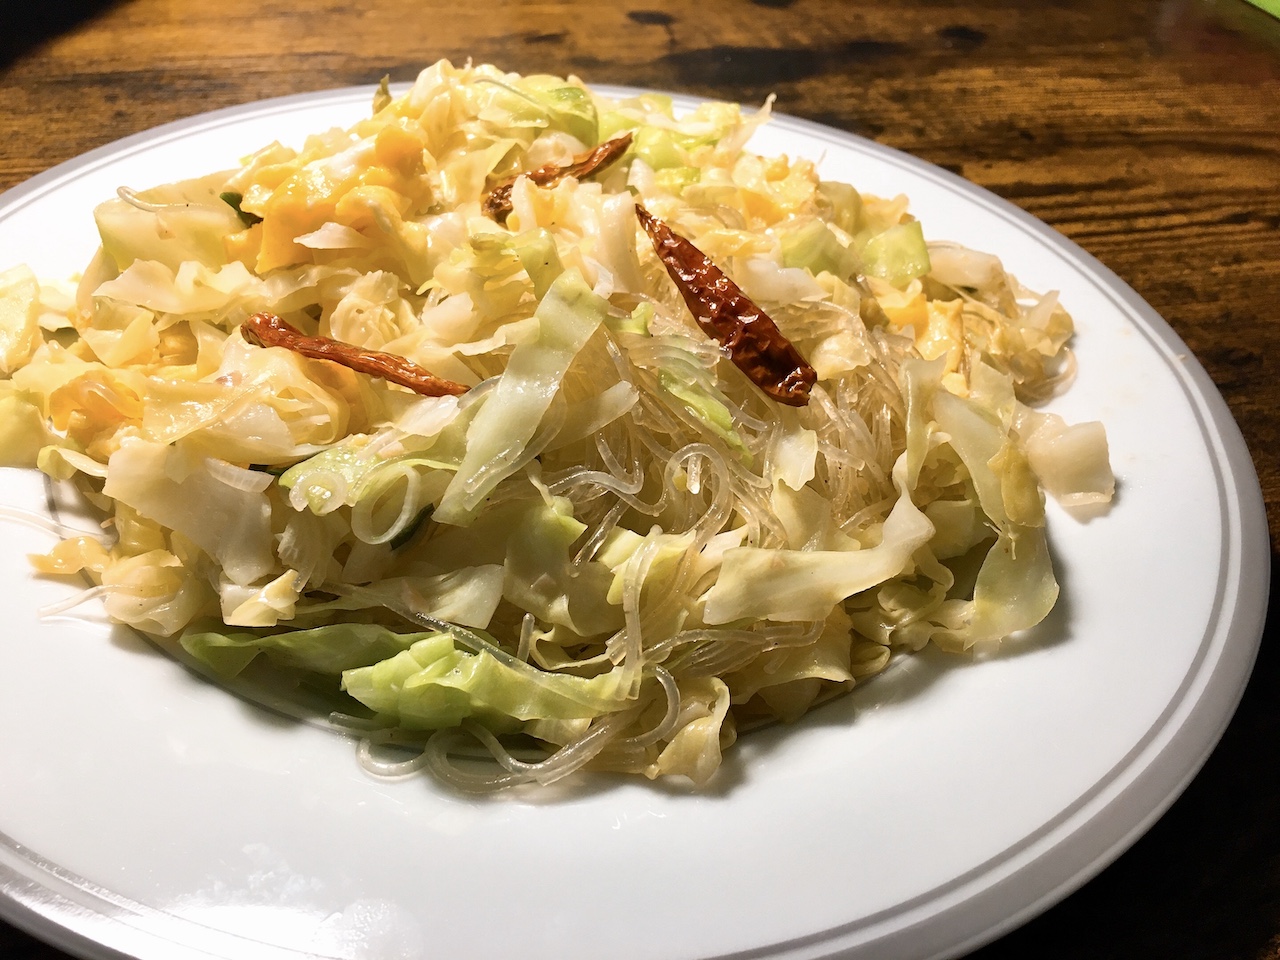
[0,60,1114,790]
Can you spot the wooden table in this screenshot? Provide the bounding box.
[2,0,1278,957]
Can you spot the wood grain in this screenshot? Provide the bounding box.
[1,0,1278,957]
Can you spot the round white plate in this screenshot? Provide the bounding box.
[0,85,1267,960]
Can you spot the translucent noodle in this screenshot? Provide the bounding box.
[6,59,1109,792]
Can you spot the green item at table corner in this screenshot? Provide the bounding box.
[1243,0,1280,19]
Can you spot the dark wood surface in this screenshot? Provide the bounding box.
[2,1,1278,957]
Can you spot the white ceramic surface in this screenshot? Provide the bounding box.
[0,86,1267,960]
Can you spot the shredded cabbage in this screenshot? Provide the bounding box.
[3,60,1113,790]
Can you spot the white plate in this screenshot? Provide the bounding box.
[0,86,1267,960]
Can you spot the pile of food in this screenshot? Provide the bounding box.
[0,61,1113,790]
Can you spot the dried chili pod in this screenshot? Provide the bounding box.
[634,204,817,407]
[483,132,634,223]
[240,312,469,397]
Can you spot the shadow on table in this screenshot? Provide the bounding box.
[1155,0,1280,82]
[0,917,77,960]
[0,1,121,71]
[968,548,1280,960]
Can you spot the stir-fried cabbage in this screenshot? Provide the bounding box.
[5,61,1113,791]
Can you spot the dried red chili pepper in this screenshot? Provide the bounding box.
[483,132,634,223]
[240,312,469,397]
[634,204,817,407]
